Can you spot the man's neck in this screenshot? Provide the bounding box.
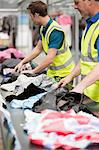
[40,15,50,26]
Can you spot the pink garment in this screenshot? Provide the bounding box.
[27,109,99,149]
[0,48,25,62]
[57,15,72,25]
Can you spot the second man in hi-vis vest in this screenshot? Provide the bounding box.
[58,0,99,115]
[14,1,75,82]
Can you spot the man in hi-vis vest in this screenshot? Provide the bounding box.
[58,0,99,116]
[14,1,75,82]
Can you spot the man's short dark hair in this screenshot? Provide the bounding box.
[27,1,48,17]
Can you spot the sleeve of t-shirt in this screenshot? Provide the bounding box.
[48,29,64,49]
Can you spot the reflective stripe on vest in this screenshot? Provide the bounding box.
[46,25,63,42]
[81,21,99,62]
[49,56,73,70]
[80,53,98,62]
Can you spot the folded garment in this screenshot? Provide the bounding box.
[56,92,82,112]
[32,91,57,113]
[1,73,18,84]
[2,58,21,69]
[1,74,39,98]
[10,92,47,109]
[6,83,46,102]
[24,109,99,149]
[0,48,25,62]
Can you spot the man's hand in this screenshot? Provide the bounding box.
[57,74,73,87]
[13,62,23,73]
[71,87,83,94]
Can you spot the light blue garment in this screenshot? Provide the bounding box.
[10,92,47,109]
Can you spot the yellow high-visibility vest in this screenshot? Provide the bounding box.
[80,20,99,102]
[40,20,75,77]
